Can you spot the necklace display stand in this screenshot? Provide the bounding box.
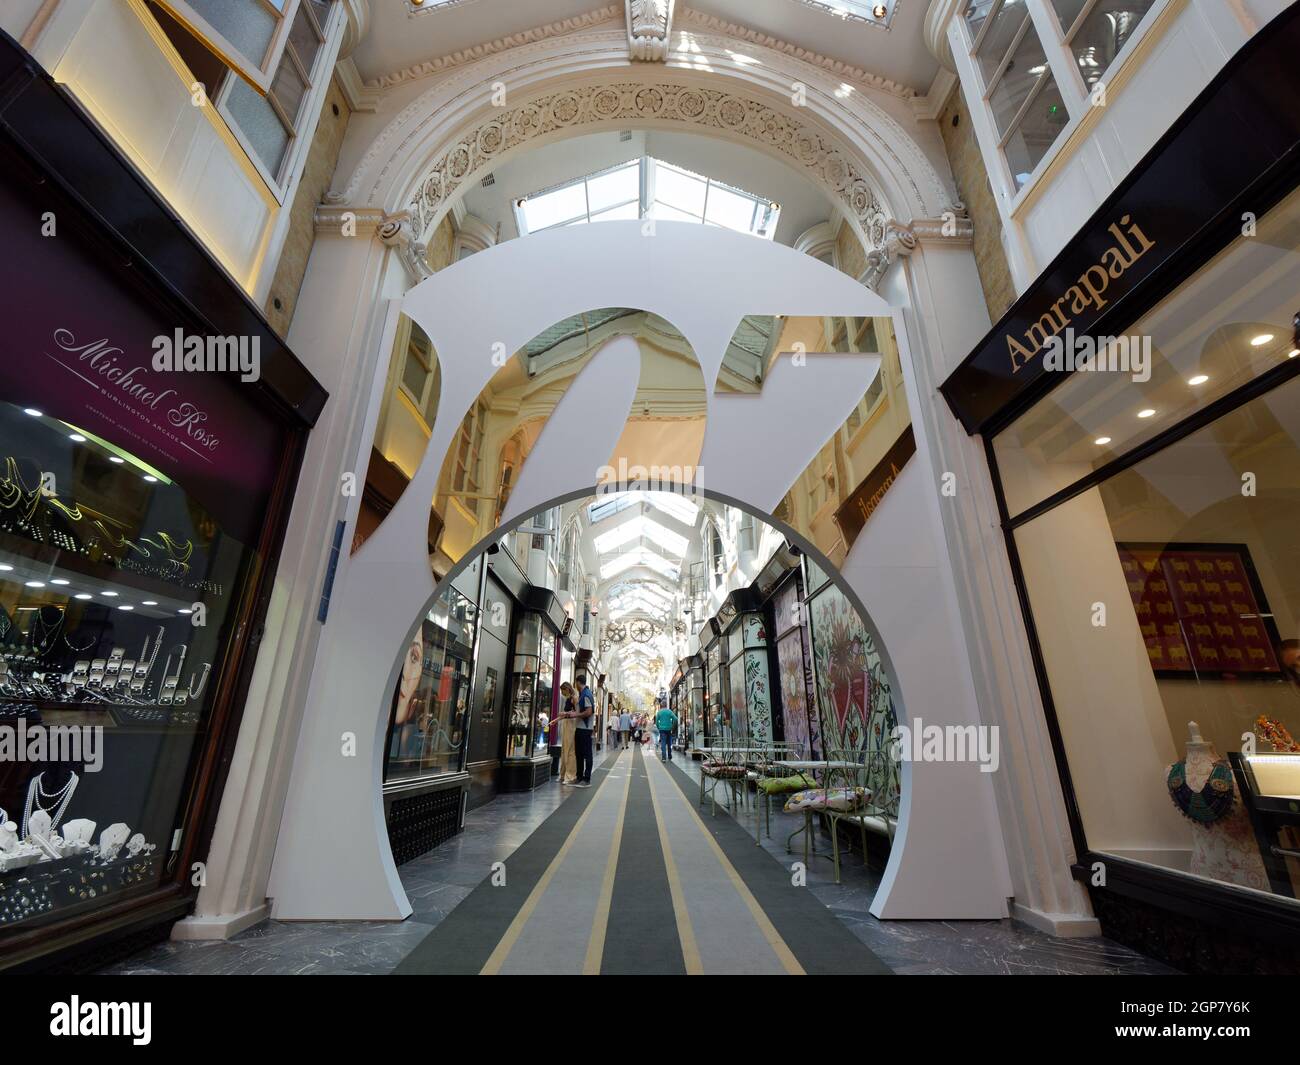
[1168,721,1268,892]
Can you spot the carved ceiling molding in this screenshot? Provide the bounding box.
[627,0,674,62]
[675,9,915,98]
[402,80,890,247]
[363,6,917,100]
[363,6,623,88]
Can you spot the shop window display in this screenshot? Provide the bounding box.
[997,185,1300,900]
[0,401,257,928]
[385,583,475,782]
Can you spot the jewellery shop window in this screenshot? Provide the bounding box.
[996,184,1300,901]
[386,582,477,783]
[505,612,552,761]
[0,400,253,929]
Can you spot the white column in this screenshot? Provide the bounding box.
[882,221,1100,934]
[173,211,403,938]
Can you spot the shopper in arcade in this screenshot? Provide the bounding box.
[569,673,595,787]
[618,706,632,749]
[654,701,678,762]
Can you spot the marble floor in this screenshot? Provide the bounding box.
[98,745,1177,975]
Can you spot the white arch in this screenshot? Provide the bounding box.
[267,222,1009,923]
[333,24,955,246]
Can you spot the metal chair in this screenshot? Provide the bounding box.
[823,747,897,884]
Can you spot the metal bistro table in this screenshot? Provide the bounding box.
[698,745,769,816]
[774,760,865,865]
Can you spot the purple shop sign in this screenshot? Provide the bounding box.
[0,178,285,545]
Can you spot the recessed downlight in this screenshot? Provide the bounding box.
[109,456,124,464]
[1137,408,1156,419]
[1094,436,1112,446]
[23,408,42,417]
[24,581,44,588]
[49,579,70,586]
[117,605,134,611]
[1290,349,1299,359]
[1250,334,1275,347]
[178,608,193,615]
[143,475,158,483]
[0,564,11,572]
[69,433,86,442]
[74,593,92,600]
[1188,375,1209,386]
[101,591,118,598]
[142,600,158,606]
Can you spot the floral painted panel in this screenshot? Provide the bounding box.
[742,613,766,649]
[727,654,748,741]
[744,650,771,744]
[807,584,899,815]
[776,632,811,758]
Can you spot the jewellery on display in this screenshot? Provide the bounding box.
[30,606,65,656]
[63,627,98,653]
[87,659,106,688]
[158,645,187,706]
[21,771,79,837]
[97,823,129,861]
[1167,759,1235,824]
[60,819,96,847]
[187,662,211,699]
[136,627,163,681]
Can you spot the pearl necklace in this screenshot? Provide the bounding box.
[21,771,78,837]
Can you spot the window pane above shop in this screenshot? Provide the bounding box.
[993,185,1300,519]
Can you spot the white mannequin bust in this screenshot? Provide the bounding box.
[1181,720,1220,790]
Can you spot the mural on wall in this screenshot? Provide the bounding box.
[776,632,811,757]
[808,583,899,814]
[744,650,772,744]
[728,654,748,740]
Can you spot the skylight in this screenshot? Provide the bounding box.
[518,157,779,240]
[600,548,680,581]
[592,516,689,558]
[587,491,699,528]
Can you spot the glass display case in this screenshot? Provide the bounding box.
[534,627,555,756]
[0,398,261,929]
[385,583,476,782]
[506,613,541,761]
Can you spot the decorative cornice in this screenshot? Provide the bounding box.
[793,220,839,260]
[314,204,431,282]
[401,80,890,248]
[335,56,381,113]
[339,0,371,59]
[363,6,622,88]
[858,209,972,288]
[627,0,674,62]
[923,0,965,70]
[675,8,916,98]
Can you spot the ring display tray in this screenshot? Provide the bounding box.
[0,851,161,926]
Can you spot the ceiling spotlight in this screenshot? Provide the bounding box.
[1188,374,1209,386]
[109,456,124,464]
[872,2,888,16]
[74,593,92,600]
[1094,436,1112,446]
[143,475,158,483]
[142,600,158,606]
[69,433,86,442]
[178,608,192,615]
[1137,408,1156,419]
[24,581,44,588]
[23,408,42,417]
[101,591,118,598]
[50,579,69,586]
[1289,349,1299,359]
[1250,333,1274,346]
[118,605,134,611]
[0,564,10,572]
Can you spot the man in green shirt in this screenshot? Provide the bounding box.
[654,702,678,762]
